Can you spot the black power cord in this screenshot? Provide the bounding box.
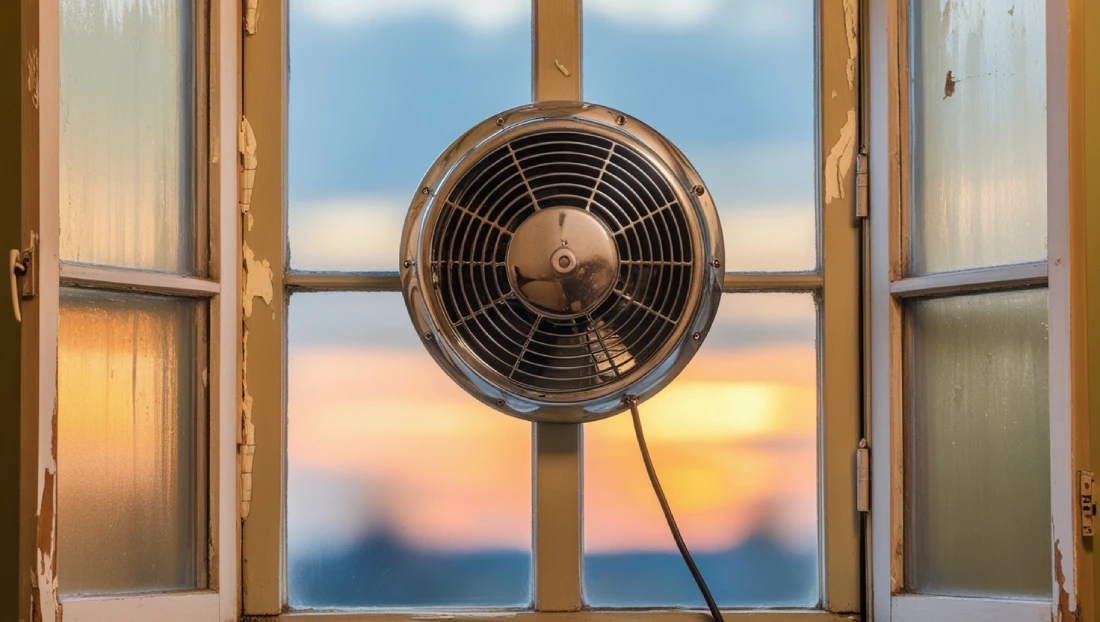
[629,400,725,622]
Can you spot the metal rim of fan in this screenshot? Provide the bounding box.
[399,102,723,424]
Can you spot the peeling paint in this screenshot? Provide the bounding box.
[831,89,838,99]
[1054,539,1079,620]
[944,70,959,99]
[553,59,571,78]
[244,0,259,35]
[825,110,857,205]
[34,468,59,622]
[239,116,258,215]
[26,47,39,110]
[242,242,273,318]
[842,0,858,88]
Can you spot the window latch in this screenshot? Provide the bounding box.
[1081,470,1095,537]
[8,234,36,323]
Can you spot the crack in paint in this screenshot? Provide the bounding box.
[239,116,257,224]
[825,110,857,205]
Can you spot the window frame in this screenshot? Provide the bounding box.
[17,0,241,619]
[866,0,1085,620]
[241,0,863,619]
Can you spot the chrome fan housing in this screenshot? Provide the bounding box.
[400,102,723,423]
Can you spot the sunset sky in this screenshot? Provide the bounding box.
[284,0,819,603]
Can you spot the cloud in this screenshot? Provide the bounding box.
[291,0,529,32]
[289,197,405,271]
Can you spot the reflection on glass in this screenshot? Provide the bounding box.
[287,293,532,608]
[60,0,196,274]
[910,0,1047,274]
[584,294,819,607]
[288,0,531,272]
[57,288,205,595]
[907,289,1051,598]
[584,0,817,272]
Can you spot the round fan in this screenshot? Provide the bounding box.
[400,102,723,424]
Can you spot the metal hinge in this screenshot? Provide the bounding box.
[856,439,870,513]
[8,233,37,323]
[1080,470,1095,537]
[855,151,869,221]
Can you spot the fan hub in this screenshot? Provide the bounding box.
[506,206,619,318]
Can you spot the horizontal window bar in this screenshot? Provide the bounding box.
[61,591,220,621]
[265,610,849,622]
[286,272,822,294]
[891,594,1049,622]
[61,263,220,297]
[889,261,1047,299]
[285,271,400,292]
[724,273,823,291]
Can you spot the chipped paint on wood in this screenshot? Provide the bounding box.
[239,116,257,215]
[1055,539,1079,620]
[244,0,259,35]
[26,47,39,110]
[842,0,858,88]
[825,109,857,205]
[32,405,60,622]
[240,325,256,519]
[242,242,273,318]
[554,59,571,77]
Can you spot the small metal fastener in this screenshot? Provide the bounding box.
[403,259,413,268]
[421,186,430,195]
[711,259,721,268]
[614,115,626,126]
[692,184,706,196]
[496,398,506,407]
[424,332,434,341]
[692,332,702,341]
[495,117,505,127]
[623,395,638,406]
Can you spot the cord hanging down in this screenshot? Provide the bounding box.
[629,399,725,622]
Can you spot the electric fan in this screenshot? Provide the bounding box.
[399,102,726,619]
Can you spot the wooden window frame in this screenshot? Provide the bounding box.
[240,1,862,620]
[17,0,241,619]
[866,0,1088,620]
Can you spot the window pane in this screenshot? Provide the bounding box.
[288,0,531,272]
[287,293,532,608]
[60,0,197,274]
[910,0,1047,275]
[584,1,817,273]
[907,289,1050,598]
[57,288,206,595]
[584,293,818,607]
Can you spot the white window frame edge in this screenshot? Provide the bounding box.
[867,0,1081,620]
[19,0,241,620]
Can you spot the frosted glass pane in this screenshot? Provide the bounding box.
[907,289,1050,598]
[910,0,1047,274]
[288,1,530,272]
[584,1,816,273]
[584,294,818,607]
[57,288,206,595]
[60,0,196,274]
[287,293,531,608]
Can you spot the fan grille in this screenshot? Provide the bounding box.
[428,130,695,395]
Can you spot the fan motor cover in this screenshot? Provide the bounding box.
[400,102,723,423]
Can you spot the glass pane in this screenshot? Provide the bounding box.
[60,0,197,274]
[910,0,1047,275]
[57,288,206,595]
[907,289,1050,598]
[287,293,532,608]
[288,0,531,272]
[584,1,817,273]
[584,293,818,607]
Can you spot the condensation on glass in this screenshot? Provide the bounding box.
[910,0,1047,275]
[60,0,197,274]
[286,293,532,608]
[287,0,531,272]
[583,293,819,607]
[583,0,817,273]
[57,288,207,595]
[907,289,1051,598]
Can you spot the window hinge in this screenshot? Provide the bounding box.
[856,438,870,513]
[1080,470,1095,537]
[855,151,869,221]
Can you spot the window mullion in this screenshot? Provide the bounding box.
[531,0,583,612]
